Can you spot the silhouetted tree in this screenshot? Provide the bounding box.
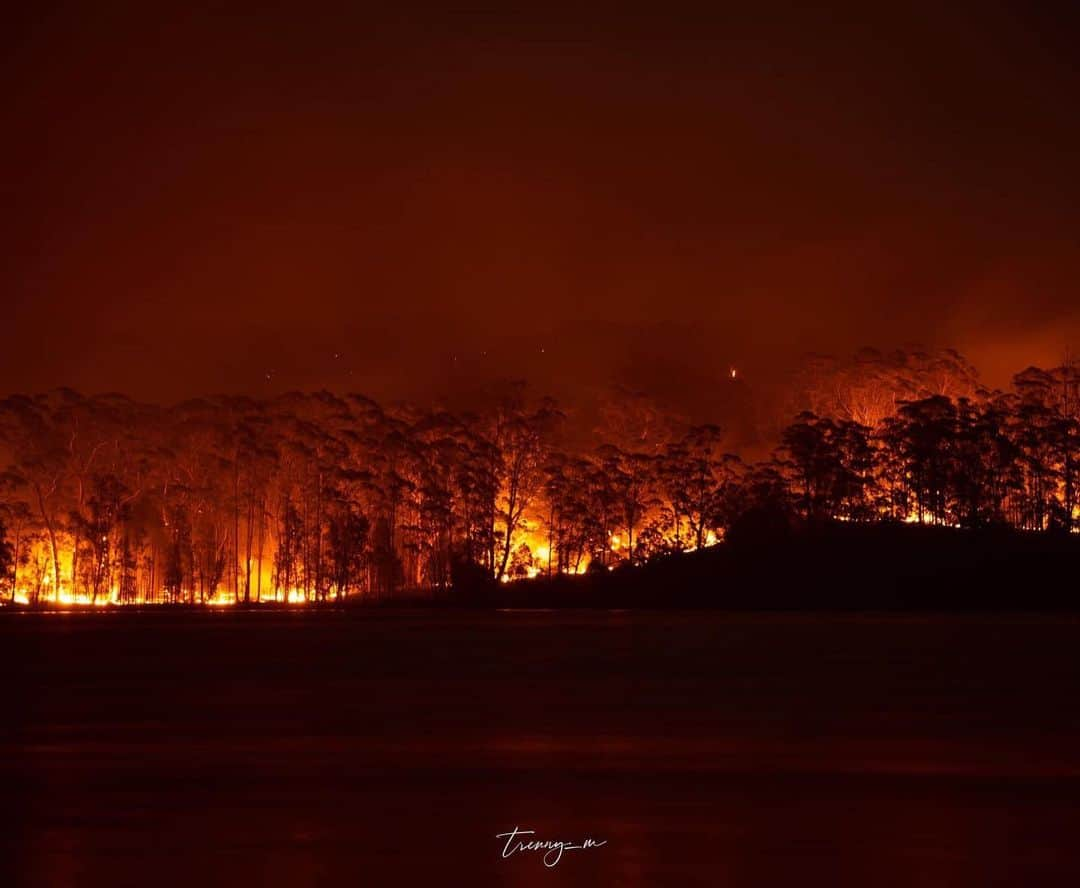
[0,515,14,602]
[658,425,735,550]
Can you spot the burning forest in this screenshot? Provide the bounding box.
[1,346,1078,609]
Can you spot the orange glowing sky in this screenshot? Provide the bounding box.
[3,3,1080,403]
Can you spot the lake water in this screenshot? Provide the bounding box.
[4,610,1080,886]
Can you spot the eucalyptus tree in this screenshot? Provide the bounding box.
[1011,364,1080,531]
[0,499,31,601]
[0,393,71,599]
[597,445,657,565]
[493,397,560,579]
[0,514,14,602]
[658,425,735,550]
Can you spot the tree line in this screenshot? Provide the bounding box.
[0,347,1077,606]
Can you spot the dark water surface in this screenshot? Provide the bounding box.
[4,610,1080,886]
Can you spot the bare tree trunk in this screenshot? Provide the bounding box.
[70,531,79,600]
[233,460,241,602]
[9,526,21,602]
[315,470,323,602]
[34,483,61,604]
[256,496,265,603]
[497,475,519,580]
[546,502,555,578]
[244,493,254,604]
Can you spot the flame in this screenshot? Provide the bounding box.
[4,502,726,607]
[54,586,115,607]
